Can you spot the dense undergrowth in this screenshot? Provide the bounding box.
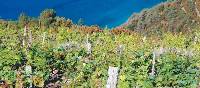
[1,8,200,88]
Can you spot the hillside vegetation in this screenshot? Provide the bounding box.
[1,1,200,87]
[123,0,200,35]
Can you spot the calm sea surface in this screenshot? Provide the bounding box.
[0,0,163,27]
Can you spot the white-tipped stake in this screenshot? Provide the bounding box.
[23,26,27,47]
[86,41,91,55]
[150,52,156,76]
[106,66,119,88]
[86,34,91,54]
[25,65,32,88]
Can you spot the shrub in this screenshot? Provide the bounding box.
[39,9,56,29]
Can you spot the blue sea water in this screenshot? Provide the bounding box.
[0,0,163,28]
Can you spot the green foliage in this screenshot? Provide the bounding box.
[39,9,56,28]
[1,8,200,87]
[155,54,199,87]
[1,24,200,87]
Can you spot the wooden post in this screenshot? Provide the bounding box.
[150,47,166,76]
[86,34,91,55]
[42,32,46,46]
[142,36,146,43]
[106,66,119,88]
[25,65,32,88]
[150,52,156,76]
[23,26,27,47]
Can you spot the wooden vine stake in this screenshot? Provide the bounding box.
[86,34,91,55]
[150,47,165,76]
[142,36,147,43]
[106,66,119,88]
[23,26,27,47]
[22,26,33,88]
[150,52,156,76]
[42,32,46,46]
[25,65,32,88]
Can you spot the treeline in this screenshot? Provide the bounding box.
[18,9,73,29]
[0,9,136,35]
